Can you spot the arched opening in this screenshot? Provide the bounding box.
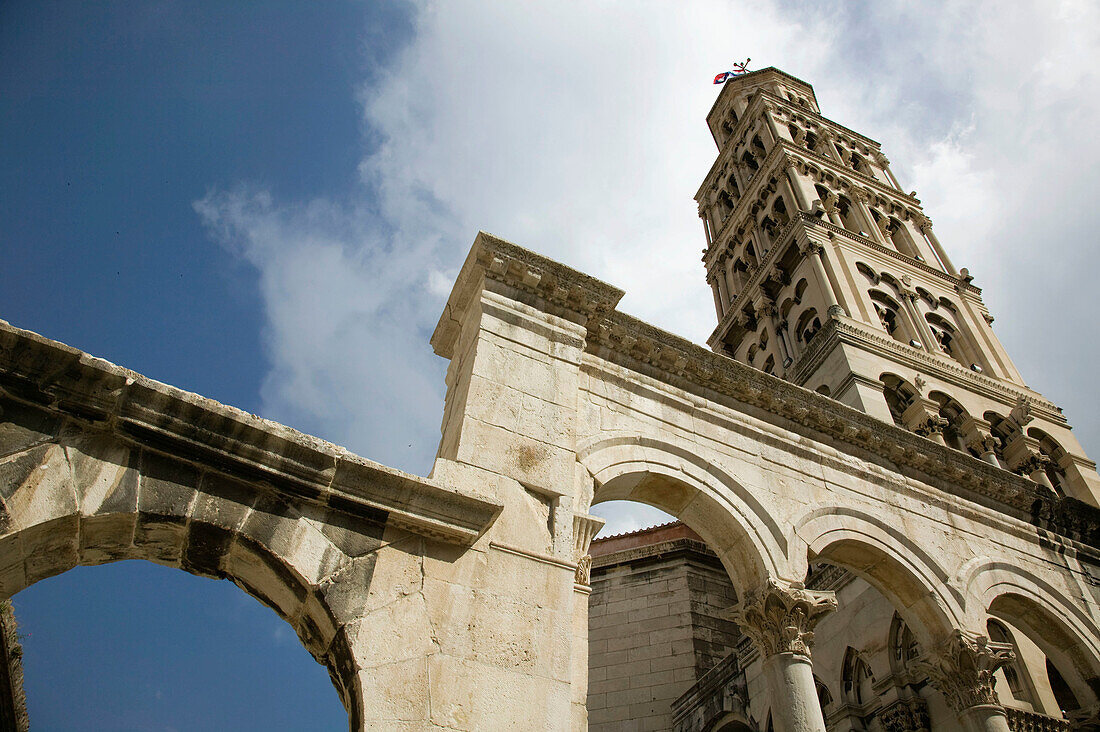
[14,560,347,730]
[1027,428,1071,497]
[987,591,1100,717]
[929,391,972,454]
[881,373,919,429]
[580,439,788,732]
[837,196,863,235]
[0,429,377,731]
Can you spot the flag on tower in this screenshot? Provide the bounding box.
[714,58,751,84]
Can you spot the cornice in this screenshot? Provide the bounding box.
[786,316,1064,424]
[590,537,717,570]
[431,231,625,359]
[0,320,503,547]
[782,141,920,209]
[589,309,1050,519]
[805,217,982,295]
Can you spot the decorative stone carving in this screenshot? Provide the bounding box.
[914,415,950,438]
[729,579,837,660]
[572,512,605,586]
[879,698,931,732]
[913,631,1014,713]
[1068,705,1100,732]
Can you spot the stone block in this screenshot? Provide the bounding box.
[137,451,200,518]
[225,537,306,620]
[356,658,429,725]
[190,473,255,532]
[2,444,77,531]
[79,512,137,565]
[133,513,188,566]
[21,515,79,585]
[319,554,379,623]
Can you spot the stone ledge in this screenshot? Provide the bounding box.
[589,309,1054,521]
[0,320,502,546]
[431,231,624,360]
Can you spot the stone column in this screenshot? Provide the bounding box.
[914,631,1015,732]
[963,423,1002,467]
[730,579,838,732]
[915,216,958,275]
[801,242,841,314]
[569,512,604,729]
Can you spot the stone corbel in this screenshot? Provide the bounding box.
[728,578,837,660]
[572,512,605,586]
[878,697,931,732]
[912,631,1013,716]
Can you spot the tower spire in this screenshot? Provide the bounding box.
[696,67,1100,502]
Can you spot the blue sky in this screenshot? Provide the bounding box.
[3,1,1100,729]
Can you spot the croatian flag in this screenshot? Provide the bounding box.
[714,72,733,84]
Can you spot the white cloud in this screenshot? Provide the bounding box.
[197,0,1100,535]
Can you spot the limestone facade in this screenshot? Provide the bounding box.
[0,67,1097,731]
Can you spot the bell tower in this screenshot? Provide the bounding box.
[697,67,1100,502]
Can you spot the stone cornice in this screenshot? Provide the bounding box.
[431,231,624,359]
[0,320,503,546]
[589,309,1054,519]
[784,142,921,210]
[786,315,1065,425]
[815,220,983,296]
[590,537,717,571]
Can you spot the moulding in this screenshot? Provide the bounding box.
[0,320,503,547]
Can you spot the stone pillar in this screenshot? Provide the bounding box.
[730,579,838,732]
[961,419,1001,467]
[916,216,958,275]
[801,241,841,314]
[914,631,1014,732]
[902,398,948,446]
[570,512,604,730]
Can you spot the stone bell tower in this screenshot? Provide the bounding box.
[696,67,1100,503]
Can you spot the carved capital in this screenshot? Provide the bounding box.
[800,241,824,258]
[914,415,950,438]
[572,513,604,586]
[913,631,1014,714]
[729,578,837,660]
[879,698,931,732]
[853,189,870,203]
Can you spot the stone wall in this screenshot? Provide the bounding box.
[588,523,739,731]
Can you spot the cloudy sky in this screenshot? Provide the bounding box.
[3,1,1099,728]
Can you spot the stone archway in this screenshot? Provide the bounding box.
[0,424,377,729]
[579,435,787,596]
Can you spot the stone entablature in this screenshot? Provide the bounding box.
[0,320,503,548]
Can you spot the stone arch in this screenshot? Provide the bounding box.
[0,431,376,731]
[962,559,1100,708]
[791,507,964,646]
[578,434,787,595]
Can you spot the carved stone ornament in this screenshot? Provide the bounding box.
[1068,704,1100,732]
[879,698,931,732]
[914,415,950,438]
[729,578,838,660]
[572,512,605,586]
[912,631,1014,713]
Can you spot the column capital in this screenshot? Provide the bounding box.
[913,630,1014,714]
[572,512,604,586]
[729,578,837,660]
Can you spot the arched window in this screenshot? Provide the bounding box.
[869,290,912,345]
[742,150,760,173]
[815,675,833,713]
[888,613,921,677]
[881,374,919,428]
[984,412,1017,467]
[926,313,962,362]
[842,647,876,707]
[888,217,919,258]
[1047,658,1082,715]
[805,130,819,152]
[1028,428,1070,497]
[752,134,767,159]
[987,619,1034,705]
[838,196,862,234]
[793,278,809,303]
[772,195,790,227]
[795,307,821,344]
[931,392,971,453]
